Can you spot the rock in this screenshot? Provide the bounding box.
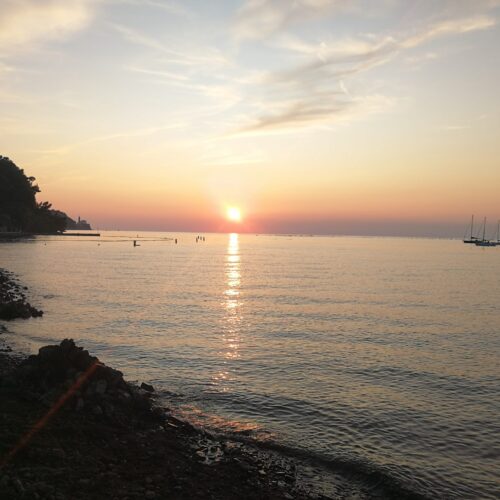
[118,390,131,400]
[95,379,108,395]
[140,382,155,393]
[145,491,156,499]
[151,407,165,420]
[102,401,115,416]
[38,345,59,362]
[52,448,66,460]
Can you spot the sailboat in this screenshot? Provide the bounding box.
[492,220,500,247]
[474,217,497,247]
[463,215,479,243]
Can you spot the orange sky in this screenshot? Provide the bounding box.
[1,1,499,236]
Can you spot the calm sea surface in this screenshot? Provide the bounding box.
[1,232,499,498]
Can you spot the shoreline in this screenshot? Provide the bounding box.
[0,268,324,500]
[0,268,43,321]
[0,338,316,499]
[1,267,313,499]
[0,268,427,500]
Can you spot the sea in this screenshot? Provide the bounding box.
[1,232,499,498]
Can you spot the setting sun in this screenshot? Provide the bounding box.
[227,207,242,222]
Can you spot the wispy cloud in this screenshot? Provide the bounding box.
[232,10,496,134]
[404,51,439,66]
[126,64,242,109]
[35,123,186,156]
[115,23,242,112]
[439,125,470,132]
[199,145,265,167]
[115,0,190,17]
[440,125,470,131]
[235,94,392,135]
[126,66,190,83]
[401,15,496,48]
[111,23,229,68]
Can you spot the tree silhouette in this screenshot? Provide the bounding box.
[0,155,66,233]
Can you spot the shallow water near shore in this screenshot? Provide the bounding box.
[1,232,499,498]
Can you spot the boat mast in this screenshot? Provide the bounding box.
[471,214,474,239]
[482,217,487,241]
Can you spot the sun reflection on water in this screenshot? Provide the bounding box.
[213,233,242,390]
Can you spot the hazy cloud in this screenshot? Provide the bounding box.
[0,0,98,53]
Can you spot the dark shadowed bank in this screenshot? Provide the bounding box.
[0,270,427,500]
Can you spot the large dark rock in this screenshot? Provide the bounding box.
[16,339,157,422]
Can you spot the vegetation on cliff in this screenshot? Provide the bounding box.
[0,156,66,234]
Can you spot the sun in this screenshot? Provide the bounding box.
[227,207,242,222]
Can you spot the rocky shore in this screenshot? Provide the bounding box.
[0,269,425,500]
[0,268,316,499]
[0,337,319,500]
[0,268,43,321]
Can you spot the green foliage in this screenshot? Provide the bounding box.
[0,155,66,233]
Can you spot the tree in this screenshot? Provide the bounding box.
[0,155,66,233]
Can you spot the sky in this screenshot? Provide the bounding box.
[1,0,499,237]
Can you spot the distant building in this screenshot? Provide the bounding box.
[66,215,92,231]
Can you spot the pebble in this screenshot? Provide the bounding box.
[95,379,108,395]
[92,404,103,415]
[52,448,66,460]
[13,477,25,494]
